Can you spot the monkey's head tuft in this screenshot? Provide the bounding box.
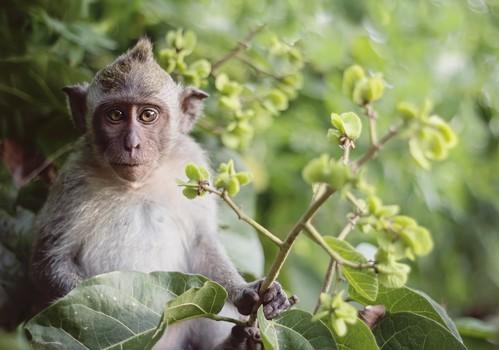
[91,37,172,96]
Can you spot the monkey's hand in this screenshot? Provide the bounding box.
[234,280,298,319]
[217,325,262,350]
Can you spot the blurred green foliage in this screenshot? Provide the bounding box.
[1,0,499,347]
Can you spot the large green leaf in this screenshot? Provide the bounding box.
[324,236,378,301]
[25,271,227,350]
[373,312,467,350]
[455,317,498,340]
[333,319,379,350]
[258,308,338,350]
[147,280,227,347]
[349,285,461,341]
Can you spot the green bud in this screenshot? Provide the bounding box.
[392,215,417,229]
[367,196,383,216]
[352,75,384,105]
[185,163,201,181]
[342,65,366,97]
[341,112,362,140]
[227,177,241,197]
[319,293,332,307]
[424,131,448,160]
[328,160,352,190]
[327,129,341,145]
[376,250,411,288]
[198,167,210,181]
[220,96,242,112]
[400,226,433,257]
[264,89,289,112]
[215,73,243,96]
[302,154,331,185]
[226,160,236,176]
[332,318,348,337]
[182,30,197,55]
[377,205,400,218]
[190,59,212,78]
[366,75,385,102]
[182,187,198,199]
[409,138,431,170]
[428,116,457,148]
[397,102,419,120]
[214,173,230,189]
[352,78,369,105]
[236,172,252,186]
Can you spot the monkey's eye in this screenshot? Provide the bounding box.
[139,109,159,123]
[107,109,124,122]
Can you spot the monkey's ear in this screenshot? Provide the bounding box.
[62,84,88,133]
[180,87,209,133]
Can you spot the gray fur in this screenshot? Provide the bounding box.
[32,38,292,350]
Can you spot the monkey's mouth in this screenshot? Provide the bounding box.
[110,162,143,168]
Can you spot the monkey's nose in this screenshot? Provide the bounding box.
[124,132,141,153]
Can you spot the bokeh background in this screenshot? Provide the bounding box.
[1,1,498,348]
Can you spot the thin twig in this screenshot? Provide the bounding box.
[313,214,360,313]
[313,259,335,313]
[345,192,367,215]
[211,24,266,74]
[363,104,378,146]
[353,123,402,171]
[245,186,336,325]
[259,186,336,291]
[236,57,286,82]
[201,185,283,246]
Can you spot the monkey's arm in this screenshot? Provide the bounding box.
[30,225,84,307]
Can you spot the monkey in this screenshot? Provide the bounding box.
[29,38,296,350]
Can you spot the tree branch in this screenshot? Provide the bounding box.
[201,184,283,246]
[363,104,378,146]
[211,24,266,74]
[313,214,360,313]
[353,123,402,171]
[303,222,370,269]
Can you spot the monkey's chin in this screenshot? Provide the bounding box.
[111,164,150,183]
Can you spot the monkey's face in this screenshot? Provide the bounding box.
[92,98,170,182]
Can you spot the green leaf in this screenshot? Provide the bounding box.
[302,154,331,185]
[342,65,365,98]
[333,318,379,350]
[0,330,30,350]
[183,187,198,199]
[409,137,431,170]
[455,317,498,340]
[25,272,220,350]
[324,237,378,301]
[328,160,352,190]
[349,285,462,341]
[330,112,362,141]
[397,102,419,120]
[258,309,338,350]
[185,163,201,181]
[373,312,467,349]
[227,177,241,196]
[148,280,227,346]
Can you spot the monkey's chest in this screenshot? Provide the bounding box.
[78,201,191,277]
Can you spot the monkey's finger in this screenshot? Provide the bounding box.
[262,282,281,304]
[237,289,260,315]
[265,295,297,319]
